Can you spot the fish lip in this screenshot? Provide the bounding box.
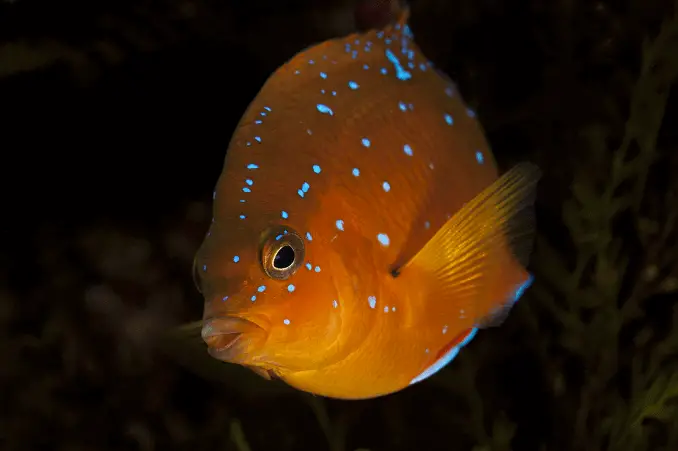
[201,316,266,363]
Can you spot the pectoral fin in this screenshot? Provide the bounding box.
[401,162,541,325]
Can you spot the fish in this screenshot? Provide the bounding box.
[191,6,541,400]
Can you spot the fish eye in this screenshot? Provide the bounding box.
[260,226,305,280]
[274,245,295,270]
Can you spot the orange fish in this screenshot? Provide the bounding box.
[192,8,541,400]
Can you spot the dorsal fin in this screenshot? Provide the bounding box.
[355,0,409,31]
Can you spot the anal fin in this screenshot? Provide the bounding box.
[410,327,479,385]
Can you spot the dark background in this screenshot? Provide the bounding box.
[1,1,677,450]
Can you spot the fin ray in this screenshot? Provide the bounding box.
[401,162,541,325]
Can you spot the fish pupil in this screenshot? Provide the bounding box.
[273,245,296,270]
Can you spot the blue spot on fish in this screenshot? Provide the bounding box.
[245,179,253,186]
[313,164,322,174]
[336,220,344,231]
[302,182,310,192]
[258,285,266,292]
[475,151,484,164]
[368,296,377,309]
[316,104,334,116]
[233,255,240,263]
[382,181,391,192]
[251,295,256,302]
[281,210,289,219]
[239,215,246,220]
[377,233,390,247]
[254,136,261,143]
[320,72,327,79]
[444,113,454,125]
[361,138,371,148]
[352,168,360,177]
[398,101,407,111]
[305,262,312,270]
[348,81,359,90]
[314,266,321,272]
[384,48,412,81]
[306,232,313,241]
[242,187,251,193]
[287,284,296,293]
[247,163,259,169]
[403,144,413,156]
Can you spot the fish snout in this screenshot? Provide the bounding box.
[201,316,266,363]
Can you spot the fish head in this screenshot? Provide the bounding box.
[194,163,353,378]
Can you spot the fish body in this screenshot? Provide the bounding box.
[194,10,540,399]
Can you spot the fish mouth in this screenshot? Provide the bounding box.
[201,316,266,363]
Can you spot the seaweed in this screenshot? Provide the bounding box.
[528,4,678,450]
